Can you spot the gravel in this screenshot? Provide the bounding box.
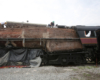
[0,65,100,80]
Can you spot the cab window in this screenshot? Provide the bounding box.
[84,31,96,37]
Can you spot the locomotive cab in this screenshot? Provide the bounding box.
[76,26,100,63]
[76,27,97,46]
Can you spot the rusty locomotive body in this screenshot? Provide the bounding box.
[0,21,100,67]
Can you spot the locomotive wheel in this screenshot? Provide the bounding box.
[86,57,92,63]
[61,57,68,66]
[29,56,42,67]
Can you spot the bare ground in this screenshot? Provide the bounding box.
[0,65,100,80]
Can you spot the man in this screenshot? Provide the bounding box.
[50,21,54,28]
[48,21,55,28]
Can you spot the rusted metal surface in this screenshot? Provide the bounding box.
[0,27,83,52]
[46,28,78,38]
[0,28,22,38]
[0,28,78,38]
[46,40,82,52]
[24,28,78,38]
[25,41,43,48]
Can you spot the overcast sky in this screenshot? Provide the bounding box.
[0,0,100,26]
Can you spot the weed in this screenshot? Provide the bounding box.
[71,77,79,80]
[83,73,91,76]
[78,66,85,69]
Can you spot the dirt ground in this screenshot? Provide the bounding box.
[0,65,100,80]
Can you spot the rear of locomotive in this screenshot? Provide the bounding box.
[0,22,86,67]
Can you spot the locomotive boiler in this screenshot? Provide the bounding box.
[0,21,100,67]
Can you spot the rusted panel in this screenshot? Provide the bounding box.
[0,27,83,52]
[24,27,47,38]
[25,41,43,48]
[13,41,23,47]
[0,27,78,39]
[47,28,78,38]
[0,40,44,49]
[0,29,22,38]
[46,40,82,52]
[24,28,78,38]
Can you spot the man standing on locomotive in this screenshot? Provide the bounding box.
[48,21,55,28]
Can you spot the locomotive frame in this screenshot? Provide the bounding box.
[0,21,100,67]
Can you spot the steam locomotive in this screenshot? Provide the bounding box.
[0,21,100,67]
